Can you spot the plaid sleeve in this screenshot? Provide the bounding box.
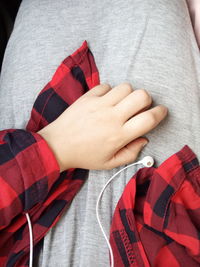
[0,40,99,234]
[0,40,100,267]
[0,129,60,230]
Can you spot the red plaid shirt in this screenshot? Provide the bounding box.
[0,41,199,266]
[110,145,200,266]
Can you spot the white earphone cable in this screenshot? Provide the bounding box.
[95,156,154,267]
[25,213,33,267]
[25,156,153,267]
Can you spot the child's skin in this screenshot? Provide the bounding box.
[38,83,168,172]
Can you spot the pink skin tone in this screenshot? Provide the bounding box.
[38,83,168,172]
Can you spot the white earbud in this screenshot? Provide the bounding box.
[140,156,154,167]
[96,155,155,267]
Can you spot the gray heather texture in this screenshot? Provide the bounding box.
[0,0,199,266]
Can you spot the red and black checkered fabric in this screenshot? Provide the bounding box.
[110,145,200,266]
[0,40,200,267]
[0,41,99,266]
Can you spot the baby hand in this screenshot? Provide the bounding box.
[38,83,168,171]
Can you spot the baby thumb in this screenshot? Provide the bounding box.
[108,138,148,169]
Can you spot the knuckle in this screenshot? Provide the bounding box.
[102,83,112,89]
[138,89,152,105]
[79,94,90,101]
[147,112,157,126]
[121,82,133,93]
[81,89,92,98]
[79,94,97,106]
